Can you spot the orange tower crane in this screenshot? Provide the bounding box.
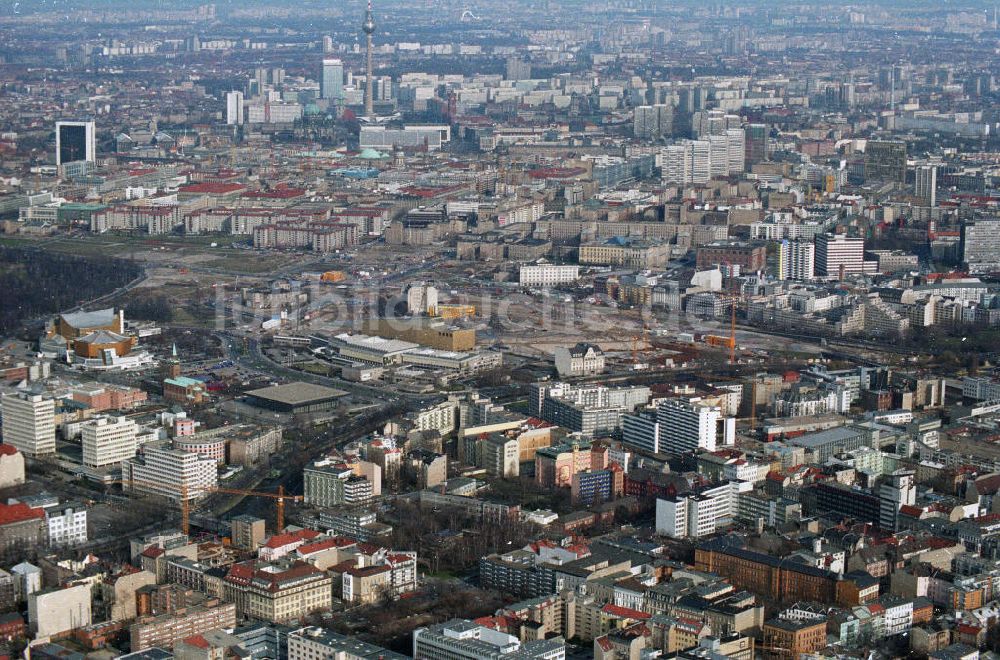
[111,480,302,535]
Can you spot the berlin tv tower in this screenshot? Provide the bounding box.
[363,0,376,117]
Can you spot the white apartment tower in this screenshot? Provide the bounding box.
[815,233,870,278]
[778,239,816,281]
[122,442,218,501]
[405,283,438,316]
[656,398,720,454]
[878,469,916,531]
[226,91,245,125]
[1,393,56,457]
[81,416,139,468]
[915,165,937,207]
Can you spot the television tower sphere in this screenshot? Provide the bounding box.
[363,1,376,34]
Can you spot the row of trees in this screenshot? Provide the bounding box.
[0,247,141,336]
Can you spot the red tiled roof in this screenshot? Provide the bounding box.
[178,182,246,195]
[601,603,651,620]
[387,553,413,564]
[899,505,924,517]
[262,533,303,549]
[330,559,359,573]
[0,444,18,456]
[474,616,505,630]
[183,634,211,649]
[297,539,341,555]
[345,564,390,577]
[242,188,305,199]
[0,502,45,526]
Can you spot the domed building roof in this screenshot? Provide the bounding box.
[358,148,388,160]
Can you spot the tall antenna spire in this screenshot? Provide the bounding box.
[363,0,376,118]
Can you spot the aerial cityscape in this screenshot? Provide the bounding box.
[2,0,1000,658]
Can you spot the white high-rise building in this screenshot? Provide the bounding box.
[878,469,916,531]
[622,410,661,454]
[662,136,742,184]
[692,110,741,137]
[45,505,88,547]
[1,393,56,457]
[778,239,816,281]
[689,140,712,183]
[519,264,580,287]
[708,135,729,178]
[406,283,439,316]
[662,144,692,185]
[225,91,244,125]
[81,416,138,468]
[815,233,873,278]
[320,58,344,101]
[915,165,937,207]
[656,398,720,454]
[655,482,739,539]
[724,128,746,174]
[122,442,218,501]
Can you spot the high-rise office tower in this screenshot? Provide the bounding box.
[55,120,96,167]
[1,392,56,457]
[878,469,915,531]
[634,104,675,139]
[81,416,138,468]
[662,144,692,185]
[693,110,740,138]
[864,139,907,183]
[662,140,713,185]
[778,239,816,281]
[320,58,344,101]
[744,123,768,167]
[634,105,658,139]
[839,82,856,109]
[225,91,244,125]
[708,135,729,178]
[915,164,937,207]
[960,219,1000,274]
[724,128,745,174]
[656,398,721,454]
[815,234,867,278]
[362,0,376,117]
[254,67,269,92]
[505,57,531,81]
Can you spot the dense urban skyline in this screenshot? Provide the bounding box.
[1,0,1000,659]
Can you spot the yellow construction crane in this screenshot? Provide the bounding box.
[631,324,650,363]
[109,479,301,535]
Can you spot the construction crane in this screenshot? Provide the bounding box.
[630,324,650,363]
[729,295,737,365]
[107,479,301,536]
[724,261,739,365]
[209,485,302,533]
